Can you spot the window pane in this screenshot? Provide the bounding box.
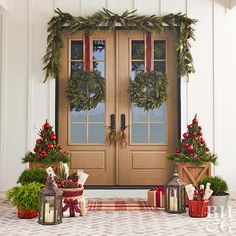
[93,40,105,61]
[154,61,166,74]
[71,108,87,122]
[150,104,167,122]
[132,104,148,122]
[150,123,166,143]
[71,62,83,76]
[132,124,148,143]
[132,40,144,60]
[93,61,105,77]
[89,103,105,122]
[88,124,105,143]
[154,40,166,60]
[131,61,144,80]
[71,123,86,143]
[71,41,83,60]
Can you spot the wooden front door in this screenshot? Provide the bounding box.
[58,30,178,185]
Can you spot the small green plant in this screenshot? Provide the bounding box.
[17,168,47,185]
[198,176,228,196]
[7,182,44,211]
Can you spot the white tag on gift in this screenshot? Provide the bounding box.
[46,166,56,177]
[63,163,70,179]
[78,172,89,185]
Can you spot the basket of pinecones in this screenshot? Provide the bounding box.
[53,173,83,199]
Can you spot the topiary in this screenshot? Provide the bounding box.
[7,182,44,211]
[198,176,228,196]
[17,168,47,185]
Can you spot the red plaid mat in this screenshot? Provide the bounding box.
[87,199,164,211]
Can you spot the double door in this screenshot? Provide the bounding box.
[59,30,178,185]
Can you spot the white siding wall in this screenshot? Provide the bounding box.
[0,0,236,193]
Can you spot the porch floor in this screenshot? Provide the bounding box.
[0,197,235,236]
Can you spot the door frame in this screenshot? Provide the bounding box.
[54,27,182,188]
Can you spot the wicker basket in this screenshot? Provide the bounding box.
[59,187,83,200]
[188,200,208,218]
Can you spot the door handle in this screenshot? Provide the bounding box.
[110,114,115,130]
[121,114,128,131]
[107,114,116,145]
[120,114,128,148]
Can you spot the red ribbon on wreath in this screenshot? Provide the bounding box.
[146,33,152,72]
[62,199,80,217]
[85,34,90,71]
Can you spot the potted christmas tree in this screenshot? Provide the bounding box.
[168,115,217,187]
[22,120,69,173]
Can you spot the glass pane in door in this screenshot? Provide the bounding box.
[69,40,106,144]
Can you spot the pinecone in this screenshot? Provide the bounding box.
[68,173,79,182]
[53,175,63,184]
[62,179,78,188]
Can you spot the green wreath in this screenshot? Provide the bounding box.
[66,70,105,111]
[128,71,168,111]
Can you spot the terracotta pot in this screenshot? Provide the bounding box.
[17,207,38,219]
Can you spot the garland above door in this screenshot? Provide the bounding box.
[43,8,197,82]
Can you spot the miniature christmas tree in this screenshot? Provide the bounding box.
[168,114,217,164]
[22,120,69,165]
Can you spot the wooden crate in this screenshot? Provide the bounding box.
[29,162,61,175]
[176,162,212,187]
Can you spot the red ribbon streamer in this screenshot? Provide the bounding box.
[85,34,90,71]
[146,33,152,72]
[62,199,80,217]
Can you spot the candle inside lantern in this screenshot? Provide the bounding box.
[45,203,54,223]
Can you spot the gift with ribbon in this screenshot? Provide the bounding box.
[147,185,166,208]
[62,199,80,217]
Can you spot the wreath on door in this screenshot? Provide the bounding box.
[128,71,168,111]
[66,70,105,111]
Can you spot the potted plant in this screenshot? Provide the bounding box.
[22,120,69,174]
[168,115,217,187]
[17,168,47,185]
[7,182,44,218]
[198,176,229,212]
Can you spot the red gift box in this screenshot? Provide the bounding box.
[147,185,166,208]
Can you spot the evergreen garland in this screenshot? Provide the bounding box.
[43,8,197,82]
[128,71,168,111]
[66,70,105,111]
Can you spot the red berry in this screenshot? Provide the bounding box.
[188,145,194,151]
[40,132,45,137]
[190,154,194,157]
[198,144,203,148]
[58,145,62,149]
[200,138,205,144]
[36,139,41,144]
[33,148,38,152]
[194,137,198,141]
[198,126,202,131]
[198,131,203,136]
[206,148,209,152]
[47,144,54,149]
[187,125,193,129]
[193,132,197,136]
[50,135,56,141]
[184,143,189,147]
[40,154,44,158]
[194,189,199,195]
[44,123,50,129]
[40,150,46,155]
[193,118,198,125]
[176,149,180,153]
[183,133,189,139]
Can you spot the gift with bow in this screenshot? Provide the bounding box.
[62,199,80,217]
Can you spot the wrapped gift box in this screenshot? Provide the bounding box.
[147,185,166,208]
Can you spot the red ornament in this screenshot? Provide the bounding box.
[206,147,209,152]
[183,133,189,139]
[188,145,194,151]
[193,132,197,136]
[50,135,56,141]
[193,137,198,141]
[184,143,189,147]
[44,123,50,129]
[200,138,205,144]
[40,150,46,155]
[198,131,203,136]
[36,139,41,144]
[198,144,203,148]
[187,125,193,129]
[40,132,45,137]
[193,118,198,125]
[33,148,38,152]
[194,189,199,195]
[47,144,54,149]
[176,149,180,154]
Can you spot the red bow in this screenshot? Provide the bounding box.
[62,199,80,217]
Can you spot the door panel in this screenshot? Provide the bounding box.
[117,30,178,185]
[59,31,116,185]
[58,30,178,185]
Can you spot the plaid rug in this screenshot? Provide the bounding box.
[87,199,164,211]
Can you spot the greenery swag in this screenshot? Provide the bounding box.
[43,8,196,82]
[128,71,168,111]
[66,70,105,111]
